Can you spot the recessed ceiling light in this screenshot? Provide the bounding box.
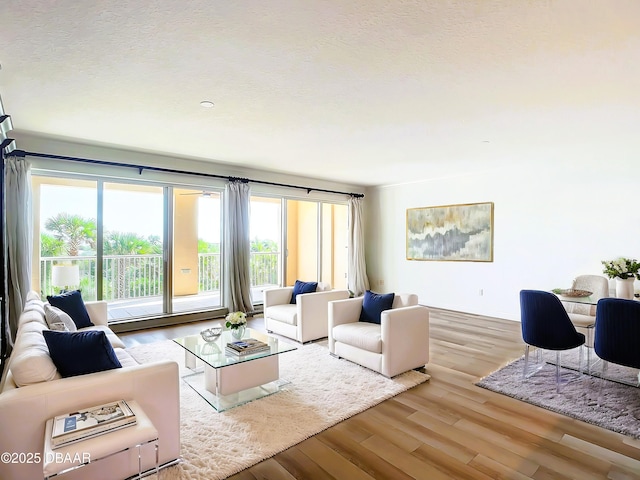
[200,101,214,108]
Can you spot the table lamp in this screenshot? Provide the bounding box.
[52,264,80,292]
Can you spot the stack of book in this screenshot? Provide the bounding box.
[50,400,137,448]
[225,338,270,356]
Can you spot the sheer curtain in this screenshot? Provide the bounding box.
[4,155,32,350]
[223,180,253,313]
[348,196,369,296]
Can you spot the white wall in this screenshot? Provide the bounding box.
[365,146,640,321]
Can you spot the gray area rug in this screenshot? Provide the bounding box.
[476,348,640,439]
[129,340,430,479]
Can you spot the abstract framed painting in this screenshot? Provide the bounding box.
[406,202,494,262]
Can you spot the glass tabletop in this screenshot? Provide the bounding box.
[173,328,297,369]
[553,291,609,305]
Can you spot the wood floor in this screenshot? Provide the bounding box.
[120,309,640,479]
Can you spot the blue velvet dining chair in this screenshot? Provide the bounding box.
[520,290,586,392]
[594,298,640,389]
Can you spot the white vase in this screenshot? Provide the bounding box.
[231,324,246,340]
[615,277,635,300]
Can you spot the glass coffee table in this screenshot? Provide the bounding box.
[173,328,297,411]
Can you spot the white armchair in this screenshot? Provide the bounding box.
[328,293,430,377]
[264,282,349,343]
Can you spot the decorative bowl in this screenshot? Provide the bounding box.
[555,289,592,298]
[200,327,222,342]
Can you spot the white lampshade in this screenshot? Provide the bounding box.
[52,264,80,288]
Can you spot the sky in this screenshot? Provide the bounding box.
[40,184,280,243]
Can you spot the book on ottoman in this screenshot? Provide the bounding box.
[51,399,136,448]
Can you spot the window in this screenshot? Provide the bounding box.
[34,177,97,300]
[34,177,173,321]
[33,172,349,323]
[250,196,282,303]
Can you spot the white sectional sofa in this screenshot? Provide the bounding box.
[0,291,180,480]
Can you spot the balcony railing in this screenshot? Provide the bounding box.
[40,252,280,302]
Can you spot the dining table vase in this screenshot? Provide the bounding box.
[615,277,635,300]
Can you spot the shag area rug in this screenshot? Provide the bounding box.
[129,340,430,479]
[476,348,640,439]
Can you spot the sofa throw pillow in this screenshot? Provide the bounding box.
[43,330,122,378]
[44,304,77,332]
[359,290,395,325]
[47,290,94,329]
[290,280,318,304]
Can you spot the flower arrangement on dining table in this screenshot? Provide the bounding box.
[601,257,640,280]
[225,311,247,330]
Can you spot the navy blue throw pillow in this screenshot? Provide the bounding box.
[359,290,395,324]
[43,330,122,378]
[290,280,318,304]
[47,290,94,329]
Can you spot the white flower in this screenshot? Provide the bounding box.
[602,257,640,280]
[225,311,247,328]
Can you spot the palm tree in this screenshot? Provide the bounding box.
[44,213,96,256]
[104,232,162,299]
[104,232,155,255]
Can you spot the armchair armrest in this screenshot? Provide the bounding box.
[85,300,108,326]
[329,297,364,328]
[297,289,350,343]
[264,287,293,308]
[328,297,363,353]
[381,305,430,377]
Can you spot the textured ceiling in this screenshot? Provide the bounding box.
[1,1,639,186]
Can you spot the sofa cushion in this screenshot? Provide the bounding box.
[359,290,395,325]
[26,290,42,303]
[44,304,78,332]
[22,299,46,319]
[43,330,122,378]
[114,348,139,368]
[290,280,318,304]
[333,322,382,353]
[267,304,298,326]
[47,290,94,329]
[80,325,126,349]
[17,306,48,329]
[10,321,60,386]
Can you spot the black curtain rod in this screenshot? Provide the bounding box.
[12,150,365,198]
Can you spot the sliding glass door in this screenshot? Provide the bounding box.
[322,203,348,290]
[172,189,223,314]
[249,196,282,303]
[285,200,318,285]
[284,199,348,289]
[34,175,231,321]
[102,183,164,319]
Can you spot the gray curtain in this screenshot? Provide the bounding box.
[348,196,369,296]
[5,156,32,350]
[223,180,253,313]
